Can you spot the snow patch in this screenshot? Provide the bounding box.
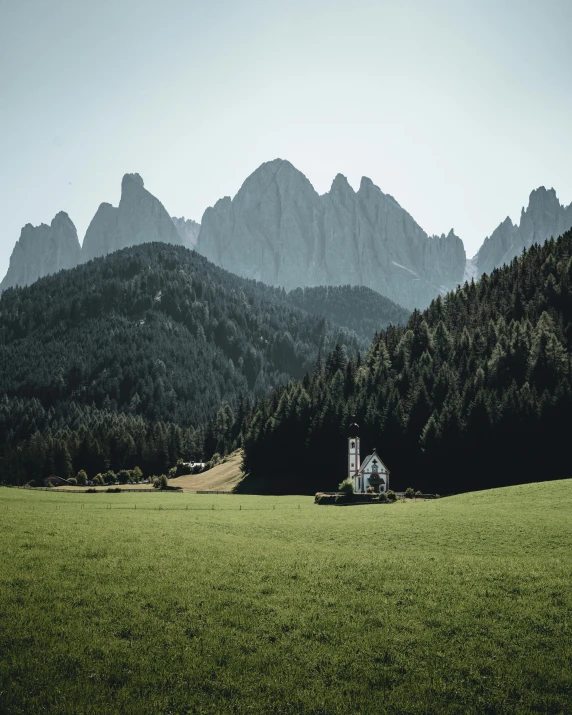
[391,261,418,277]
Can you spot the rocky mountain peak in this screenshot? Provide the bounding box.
[358,176,376,194]
[197,160,466,309]
[0,212,81,291]
[52,210,75,226]
[523,186,561,223]
[330,173,352,192]
[172,216,201,249]
[121,172,144,190]
[475,187,572,277]
[237,158,317,201]
[82,173,181,263]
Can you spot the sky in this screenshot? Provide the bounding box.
[1,0,572,279]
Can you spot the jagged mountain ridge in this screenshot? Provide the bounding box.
[172,216,201,249]
[0,175,199,293]
[2,162,570,307]
[474,187,572,277]
[81,173,182,262]
[0,212,81,291]
[197,159,466,310]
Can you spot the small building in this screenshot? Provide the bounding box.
[348,423,390,494]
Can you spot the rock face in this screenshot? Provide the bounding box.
[475,188,572,276]
[81,173,182,263]
[172,216,201,249]
[197,159,466,310]
[0,212,81,291]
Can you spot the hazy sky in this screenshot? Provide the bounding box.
[1,0,571,279]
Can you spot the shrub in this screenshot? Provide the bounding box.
[28,480,37,488]
[86,488,97,493]
[117,469,131,485]
[415,490,422,497]
[378,491,388,503]
[104,470,117,485]
[366,485,376,494]
[106,487,121,493]
[153,474,169,490]
[46,481,53,488]
[386,490,397,502]
[76,470,88,486]
[93,473,105,486]
[338,478,354,495]
[67,478,77,486]
[171,460,189,478]
[314,493,338,505]
[405,487,415,499]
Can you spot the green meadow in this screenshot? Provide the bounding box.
[0,483,571,715]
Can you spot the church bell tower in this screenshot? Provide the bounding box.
[348,422,361,487]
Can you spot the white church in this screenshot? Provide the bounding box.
[348,422,390,494]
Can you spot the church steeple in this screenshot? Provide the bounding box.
[348,421,361,486]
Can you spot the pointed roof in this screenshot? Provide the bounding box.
[357,450,390,475]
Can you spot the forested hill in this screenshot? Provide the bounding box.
[1,243,394,482]
[287,285,410,341]
[241,231,572,496]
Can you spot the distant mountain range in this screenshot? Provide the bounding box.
[2,161,571,309]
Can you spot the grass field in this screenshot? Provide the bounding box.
[0,482,571,714]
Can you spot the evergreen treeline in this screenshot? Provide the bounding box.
[240,231,572,495]
[0,243,392,483]
[287,285,410,341]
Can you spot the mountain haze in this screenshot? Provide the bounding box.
[287,285,410,341]
[172,216,201,249]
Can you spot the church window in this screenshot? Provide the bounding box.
[351,441,355,449]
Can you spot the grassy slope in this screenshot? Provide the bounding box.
[0,482,570,715]
[173,451,244,492]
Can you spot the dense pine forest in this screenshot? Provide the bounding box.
[0,244,403,483]
[3,232,571,493]
[240,230,572,495]
[287,285,410,341]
